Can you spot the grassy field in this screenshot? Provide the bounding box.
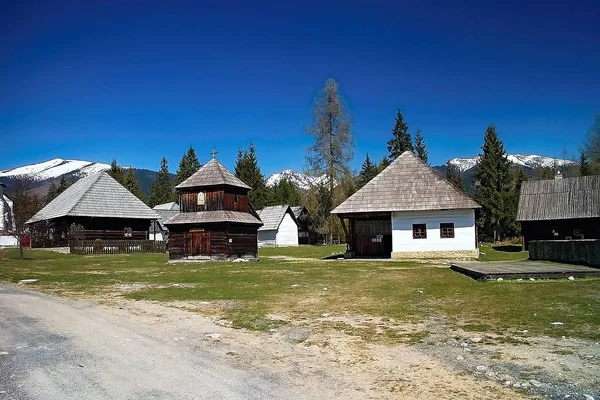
[1,246,598,340]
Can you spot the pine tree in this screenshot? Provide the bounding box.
[45,183,58,205]
[271,179,302,206]
[444,163,465,191]
[234,143,269,210]
[413,129,428,164]
[306,78,354,244]
[174,146,201,186]
[473,124,515,242]
[123,168,145,201]
[378,156,391,173]
[579,150,592,176]
[357,153,379,189]
[108,159,125,185]
[148,157,175,207]
[386,109,413,161]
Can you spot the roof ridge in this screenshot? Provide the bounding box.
[73,172,110,213]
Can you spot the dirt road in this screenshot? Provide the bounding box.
[0,284,314,399]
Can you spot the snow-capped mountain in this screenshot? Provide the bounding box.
[447,154,576,173]
[0,158,111,181]
[266,169,327,190]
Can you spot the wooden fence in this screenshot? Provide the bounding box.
[529,239,600,267]
[70,240,167,255]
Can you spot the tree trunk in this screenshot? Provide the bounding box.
[19,235,24,259]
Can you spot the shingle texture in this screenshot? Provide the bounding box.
[332,151,480,214]
[27,172,159,223]
[517,175,600,221]
[164,210,262,225]
[290,206,307,219]
[257,205,296,231]
[153,202,180,211]
[175,158,251,190]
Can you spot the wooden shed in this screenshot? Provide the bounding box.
[26,172,159,247]
[332,151,480,259]
[257,205,299,247]
[164,157,262,260]
[517,175,600,250]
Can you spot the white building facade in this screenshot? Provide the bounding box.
[257,205,299,247]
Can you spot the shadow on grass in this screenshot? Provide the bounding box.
[492,245,523,252]
[322,254,346,260]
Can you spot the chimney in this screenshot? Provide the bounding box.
[554,171,563,180]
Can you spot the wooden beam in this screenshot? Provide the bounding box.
[338,216,349,238]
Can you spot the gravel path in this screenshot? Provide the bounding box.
[0,284,306,400]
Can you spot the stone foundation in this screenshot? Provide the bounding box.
[391,249,479,260]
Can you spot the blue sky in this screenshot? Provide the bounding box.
[1,0,599,177]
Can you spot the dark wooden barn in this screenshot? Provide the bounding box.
[517,175,600,250]
[26,172,160,247]
[164,157,262,260]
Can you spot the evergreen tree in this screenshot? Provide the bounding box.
[174,146,201,186]
[444,162,465,191]
[45,182,58,205]
[473,125,515,242]
[378,156,391,173]
[306,78,354,244]
[148,157,175,207]
[386,109,413,161]
[413,129,428,164]
[357,153,379,189]
[579,150,592,176]
[108,159,125,185]
[234,143,270,210]
[271,179,302,206]
[123,168,145,201]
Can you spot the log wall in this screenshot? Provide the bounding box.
[529,239,600,267]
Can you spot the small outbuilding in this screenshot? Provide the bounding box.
[0,182,18,246]
[332,151,481,259]
[291,205,315,244]
[26,171,160,247]
[517,175,600,250]
[257,205,299,247]
[149,202,180,241]
[164,156,262,260]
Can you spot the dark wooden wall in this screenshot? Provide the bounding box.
[179,188,249,213]
[30,217,152,248]
[168,223,258,259]
[522,218,600,250]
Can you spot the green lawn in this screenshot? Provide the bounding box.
[1,247,598,340]
[259,244,346,259]
[478,243,529,261]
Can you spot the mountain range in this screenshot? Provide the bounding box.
[0,154,576,198]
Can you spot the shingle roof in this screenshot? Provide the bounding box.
[175,158,251,190]
[27,172,159,224]
[256,205,297,231]
[331,151,480,214]
[152,210,181,231]
[153,202,179,211]
[164,210,262,225]
[290,206,307,219]
[517,175,600,221]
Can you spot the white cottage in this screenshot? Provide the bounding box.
[0,183,18,246]
[257,205,299,247]
[332,151,480,259]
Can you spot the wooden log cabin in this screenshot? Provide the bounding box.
[26,172,160,247]
[164,156,262,260]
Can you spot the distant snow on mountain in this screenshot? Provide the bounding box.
[266,169,326,190]
[0,158,111,180]
[447,154,576,173]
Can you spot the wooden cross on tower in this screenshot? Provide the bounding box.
[211,149,218,159]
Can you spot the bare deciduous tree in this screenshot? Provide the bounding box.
[306,78,354,244]
[7,176,41,259]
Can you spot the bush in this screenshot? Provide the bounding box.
[118,241,127,252]
[93,238,104,253]
[141,240,155,252]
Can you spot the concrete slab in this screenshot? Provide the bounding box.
[451,260,600,281]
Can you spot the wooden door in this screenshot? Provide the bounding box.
[185,232,211,256]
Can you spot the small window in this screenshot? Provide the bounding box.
[412,224,427,239]
[124,227,133,238]
[440,223,455,238]
[234,194,238,203]
[197,192,205,206]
